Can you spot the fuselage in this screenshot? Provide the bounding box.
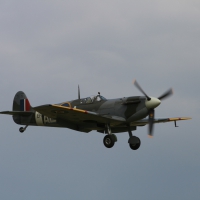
[13,93,161,133]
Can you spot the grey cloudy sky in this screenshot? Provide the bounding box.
[0,0,199,199]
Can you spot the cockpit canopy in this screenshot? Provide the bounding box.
[58,94,107,107]
[80,95,107,104]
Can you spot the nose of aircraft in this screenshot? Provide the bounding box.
[145,97,161,109]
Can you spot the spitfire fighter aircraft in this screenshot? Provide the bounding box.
[0,80,191,150]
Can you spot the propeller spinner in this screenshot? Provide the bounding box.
[133,80,173,136]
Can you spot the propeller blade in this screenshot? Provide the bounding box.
[133,80,151,101]
[158,88,173,100]
[148,109,154,136]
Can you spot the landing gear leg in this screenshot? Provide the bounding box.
[103,124,117,148]
[127,125,141,150]
[18,113,33,133]
[106,124,112,135]
[19,125,28,133]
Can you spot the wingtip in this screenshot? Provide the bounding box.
[182,117,192,120]
[168,117,192,121]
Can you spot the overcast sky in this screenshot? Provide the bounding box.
[0,0,199,199]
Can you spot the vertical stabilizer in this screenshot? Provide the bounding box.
[12,91,33,124]
[13,91,33,112]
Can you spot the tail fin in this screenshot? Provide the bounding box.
[0,91,34,125]
[13,91,33,112]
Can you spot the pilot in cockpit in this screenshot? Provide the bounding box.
[96,92,101,101]
[88,93,107,103]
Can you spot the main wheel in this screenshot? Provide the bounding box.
[129,137,141,150]
[19,127,24,133]
[103,135,115,148]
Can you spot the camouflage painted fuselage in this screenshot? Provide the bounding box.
[12,91,148,133]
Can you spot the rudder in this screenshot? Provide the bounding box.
[13,91,33,112]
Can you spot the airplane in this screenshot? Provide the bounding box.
[0,80,191,150]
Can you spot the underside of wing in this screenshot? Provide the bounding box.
[33,104,126,126]
[131,117,191,126]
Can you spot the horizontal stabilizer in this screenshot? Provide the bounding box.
[0,111,34,116]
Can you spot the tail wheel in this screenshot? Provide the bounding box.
[103,135,115,148]
[19,127,24,133]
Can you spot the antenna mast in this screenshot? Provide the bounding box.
[78,85,80,100]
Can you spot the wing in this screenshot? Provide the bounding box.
[131,117,191,126]
[33,104,126,126]
[33,105,191,126]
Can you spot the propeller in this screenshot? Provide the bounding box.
[158,88,173,100]
[133,80,151,101]
[148,109,154,136]
[133,80,173,136]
